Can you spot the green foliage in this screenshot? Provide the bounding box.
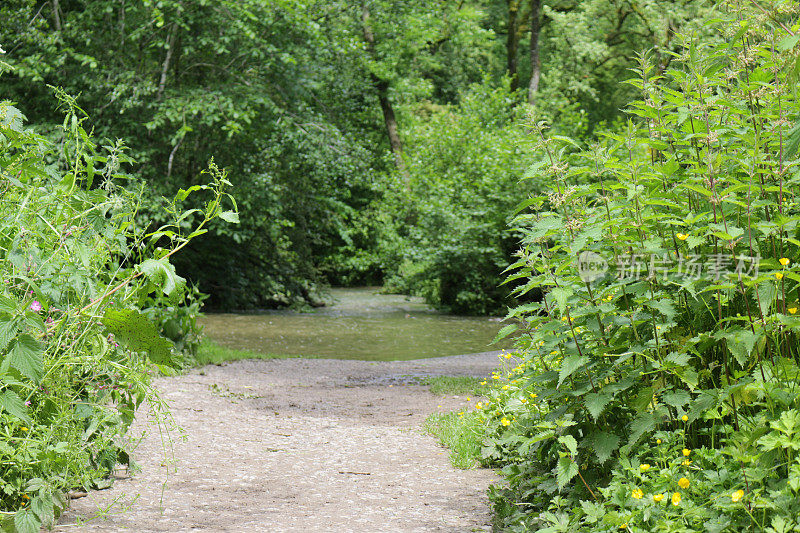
[424,410,484,469]
[422,375,490,397]
[0,82,235,531]
[381,80,534,314]
[479,3,800,530]
[193,340,297,367]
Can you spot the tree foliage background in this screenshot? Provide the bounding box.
[1,0,708,313]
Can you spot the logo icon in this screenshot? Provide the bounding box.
[577,251,608,282]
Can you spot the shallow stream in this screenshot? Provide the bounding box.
[201,287,508,361]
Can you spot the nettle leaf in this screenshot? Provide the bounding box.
[0,317,19,352]
[101,308,174,366]
[591,431,620,464]
[13,508,40,533]
[756,281,776,316]
[648,298,676,319]
[7,335,44,382]
[584,392,613,420]
[0,295,16,313]
[550,287,573,315]
[492,323,518,344]
[662,390,690,409]
[558,355,589,388]
[556,455,578,490]
[0,390,31,423]
[722,329,760,367]
[558,434,578,456]
[623,413,658,453]
[137,258,185,296]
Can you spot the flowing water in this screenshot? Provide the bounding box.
[201,287,509,361]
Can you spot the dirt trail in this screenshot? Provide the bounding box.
[55,353,501,532]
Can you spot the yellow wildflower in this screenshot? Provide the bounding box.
[671,492,681,506]
[682,459,692,466]
[790,307,798,315]
[780,257,790,266]
[731,489,744,502]
[678,477,690,489]
[683,448,691,456]
[502,385,510,390]
[656,439,662,444]
[476,402,483,409]
[632,488,644,499]
[681,415,688,422]
[501,418,510,427]
[619,524,628,530]
[640,464,650,471]
[653,493,664,502]
[776,272,784,280]
[676,233,688,241]
[466,397,471,402]
[20,427,28,432]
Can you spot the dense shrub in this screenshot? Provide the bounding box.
[380,80,537,315]
[480,3,800,531]
[0,79,234,530]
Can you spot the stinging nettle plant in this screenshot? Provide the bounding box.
[487,1,800,530]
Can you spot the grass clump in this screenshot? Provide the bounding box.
[422,375,489,396]
[424,411,483,469]
[193,340,298,367]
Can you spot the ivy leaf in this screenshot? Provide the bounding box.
[138,258,185,296]
[584,392,612,420]
[7,334,44,382]
[558,355,589,388]
[556,456,578,490]
[101,308,174,366]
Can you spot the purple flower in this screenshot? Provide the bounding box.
[29,301,42,312]
[24,401,31,406]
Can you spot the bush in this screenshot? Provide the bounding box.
[0,80,235,530]
[481,4,800,531]
[381,79,537,315]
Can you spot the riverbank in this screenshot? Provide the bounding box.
[56,353,501,532]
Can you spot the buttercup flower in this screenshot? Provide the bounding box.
[682,448,691,456]
[780,257,790,266]
[640,464,650,471]
[790,307,798,315]
[656,439,662,444]
[653,493,665,502]
[632,488,643,499]
[501,418,510,427]
[671,492,681,506]
[676,233,688,241]
[776,272,784,280]
[678,477,690,489]
[731,489,744,502]
[681,415,688,422]
[475,402,483,410]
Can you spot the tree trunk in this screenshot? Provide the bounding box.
[528,0,541,105]
[361,4,408,179]
[52,0,61,31]
[157,24,177,102]
[507,0,520,91]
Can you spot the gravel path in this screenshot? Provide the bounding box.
[55,353,502,532]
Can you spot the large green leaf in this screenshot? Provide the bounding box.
[137,258,186,296]
[558,355,589,388]
[7,335,43,382]
[0,390,31,423]
[0,317,18,352]
[101,308,174,366]
[556,456,578,489]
